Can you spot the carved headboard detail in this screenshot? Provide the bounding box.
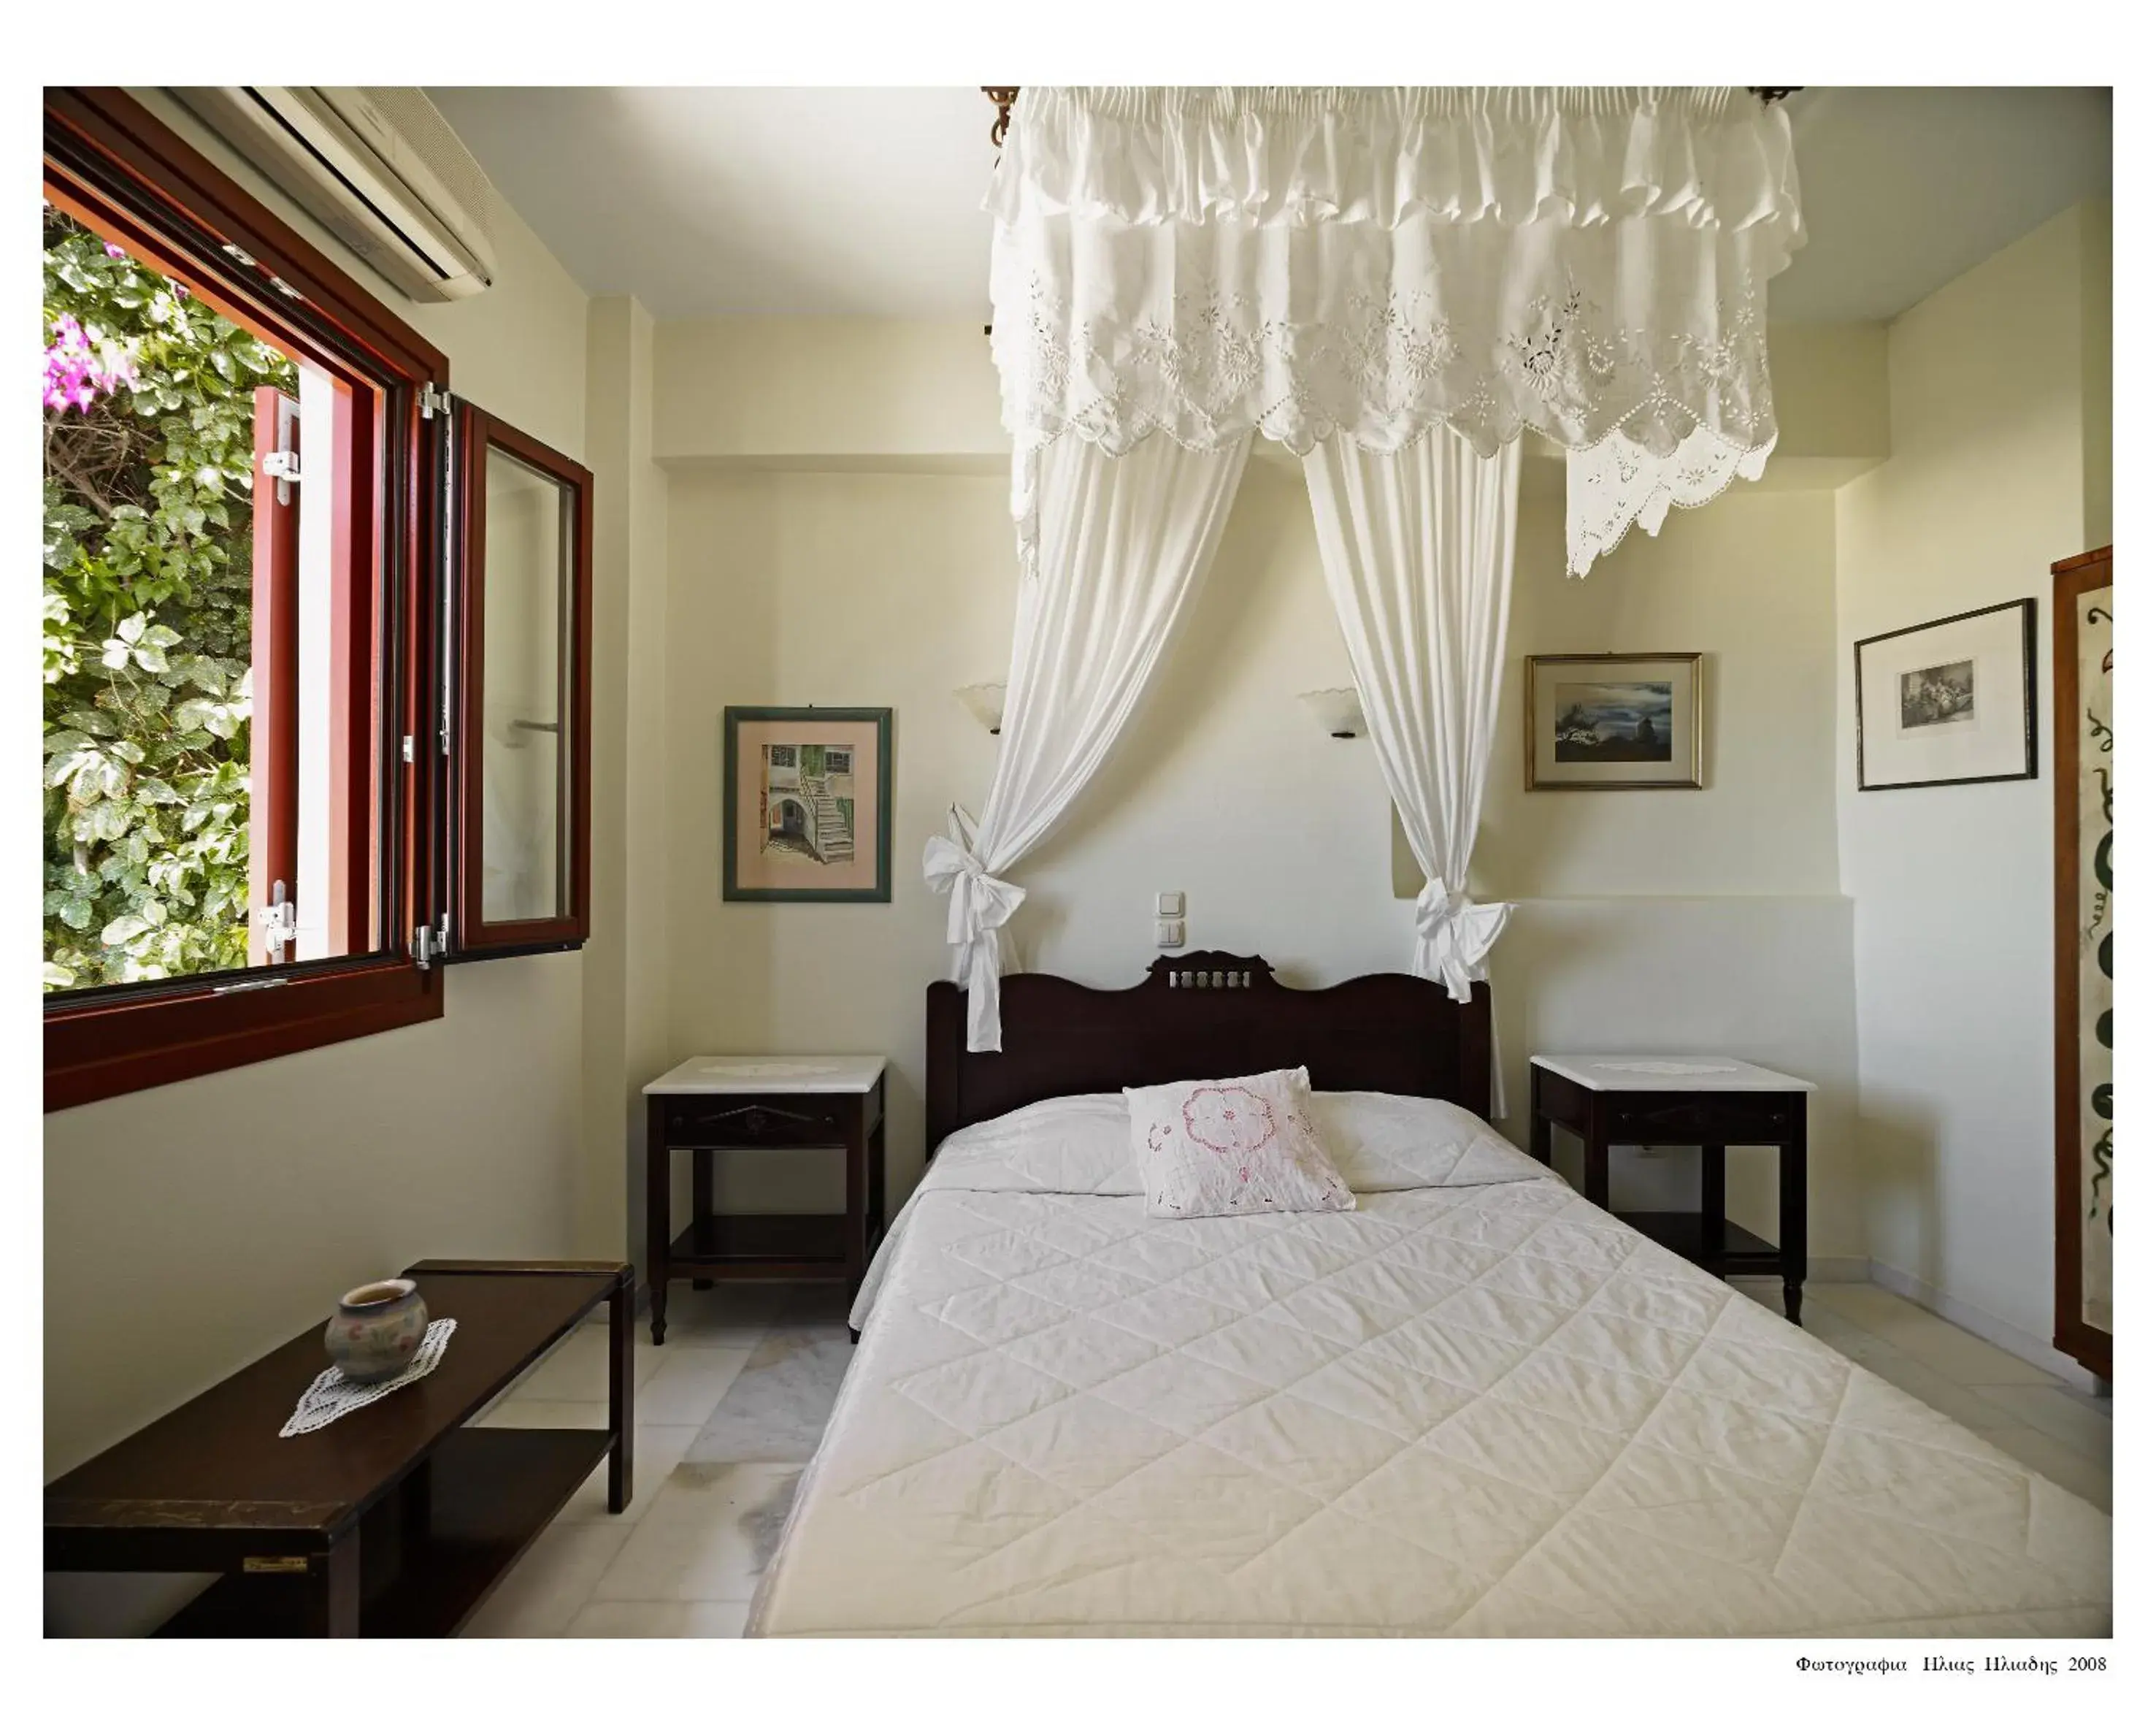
[924,951,1491,1155]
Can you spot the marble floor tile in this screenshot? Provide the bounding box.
[654,1284,797,1346]
[1846,1341,2025,1432]
[641,1346,753,1425]
[686,1330,853,1464]
[1971,1383,2115,1464]
[461,1519,632,1637]
[566,1598,753,1637]
[1982,1422,2112,1512]
[591,1461,804,1602]
[554,1423,702,1526]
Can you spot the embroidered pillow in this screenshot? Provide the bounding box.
[1126,1067,1354,1220]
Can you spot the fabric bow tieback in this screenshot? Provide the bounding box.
[1413,879,1512,1004]
[922,806,1026,1052]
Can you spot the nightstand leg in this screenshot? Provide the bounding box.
[1781,1122,1808,1326]
[691,1146,713,1290]
[1700,1144,1726,1274]
[1583,1099,1611,1210]
[608,1270,634,1512]
[645,1096,670,1346]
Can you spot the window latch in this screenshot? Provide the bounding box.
[261,449,302,486]
[259,881,298,957]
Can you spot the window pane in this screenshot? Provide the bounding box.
[41,205,364,992]
[478,445,571,924]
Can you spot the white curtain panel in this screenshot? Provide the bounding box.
[1303,428,1521,1011]
[988,86,1802,577]
[927,431,1251,1051]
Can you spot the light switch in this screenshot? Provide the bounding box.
[1156,918,1186,949]
[1156,891,1184,917]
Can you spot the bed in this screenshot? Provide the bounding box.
[748,954,2111,1637]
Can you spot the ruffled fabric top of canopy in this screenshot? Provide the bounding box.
[986,85,1806,575]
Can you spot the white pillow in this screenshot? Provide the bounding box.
[1313,1091,1558,1192]
[930,1093,1140,1194]
[1125,1066,1354,1220]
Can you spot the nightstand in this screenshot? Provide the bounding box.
[1527,1055,1814,1323]
[642,1055,886,1345]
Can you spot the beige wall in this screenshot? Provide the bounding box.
[1834,203,2109,1366]
[660,461,1860,1254]
[45,96,596,1629]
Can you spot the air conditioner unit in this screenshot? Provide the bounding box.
[174,88,497,302]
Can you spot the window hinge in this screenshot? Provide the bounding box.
[413,915,451,970]
[258,881,297,957]
[261,450,302,486]
[419,383,453,420]
[401,733,415,764]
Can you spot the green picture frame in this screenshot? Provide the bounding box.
[721,706,894,903]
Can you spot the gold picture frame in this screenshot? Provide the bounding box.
[1524,652,1704,791]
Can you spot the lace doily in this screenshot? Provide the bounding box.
[280,1317,458,1437]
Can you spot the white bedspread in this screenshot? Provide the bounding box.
[751,1096,2111,1637]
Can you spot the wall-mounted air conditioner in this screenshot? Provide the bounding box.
[174,87,497,302]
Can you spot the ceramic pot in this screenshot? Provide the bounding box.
[324,1279,429,1384]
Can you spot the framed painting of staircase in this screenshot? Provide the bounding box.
[723,706,894,903]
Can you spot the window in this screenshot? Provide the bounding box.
[42,90,592,1110]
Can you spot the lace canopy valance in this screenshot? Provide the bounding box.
[987,85,1806,575]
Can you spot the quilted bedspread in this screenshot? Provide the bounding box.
[750,1096,2111,1637]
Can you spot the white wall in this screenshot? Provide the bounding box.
[1834,203,2109,1365]
[661,458,1860,1256]
[45,94,595,1633]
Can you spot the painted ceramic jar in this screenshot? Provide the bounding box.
[324,1279,429,1384]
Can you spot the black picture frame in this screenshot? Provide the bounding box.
[722,707,894,903]
[1854,597,2038,792]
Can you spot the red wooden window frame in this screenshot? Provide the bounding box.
[43,88,448,1112]
[248,386,301,965]
[450,408,595,957]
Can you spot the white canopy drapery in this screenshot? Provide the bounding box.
[1304,429,1521,1002]
[989,85,1803,576]
[926,430,1249,1051]
[1305,429,1521,1106]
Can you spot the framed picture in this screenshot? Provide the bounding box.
[1854,598,2036,791]
[2049,548,2111,1380]
[722,706,892,902]
[1524,653,1703,790]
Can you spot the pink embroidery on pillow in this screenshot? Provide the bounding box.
[1181,1085,1277,1155]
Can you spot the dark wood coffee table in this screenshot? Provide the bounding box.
[45,1259,633,1637]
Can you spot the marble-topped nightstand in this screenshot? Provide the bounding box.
[1527,1053,1812,1323]
[641,1055,886,1345]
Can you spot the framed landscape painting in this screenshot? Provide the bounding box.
[1854,598,2036,791]
[722,706,892,902]
[1525,653,1703,790]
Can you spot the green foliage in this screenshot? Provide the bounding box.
[42,207,295,990]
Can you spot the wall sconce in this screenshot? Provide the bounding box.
[1298,687,1365,739]
[955,682,1006,735]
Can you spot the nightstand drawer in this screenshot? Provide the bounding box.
[663,1095,851,1147]
[1604,1092,1800,1142]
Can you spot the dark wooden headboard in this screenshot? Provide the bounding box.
[925,951,1490,1155]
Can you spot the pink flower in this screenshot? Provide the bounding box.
[42,314,135,414]
[104,242,126,260]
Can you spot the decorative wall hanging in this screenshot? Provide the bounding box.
[2052,546,2111,1380]
[724,707,892,903]
[987,86,1805,581]
[1853,600,2036,791]
[1524,652,1703,790]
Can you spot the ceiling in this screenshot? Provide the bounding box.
[427,86,2111,324]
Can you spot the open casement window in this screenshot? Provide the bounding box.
[42,89,591,1109]
[429,402,593,960]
